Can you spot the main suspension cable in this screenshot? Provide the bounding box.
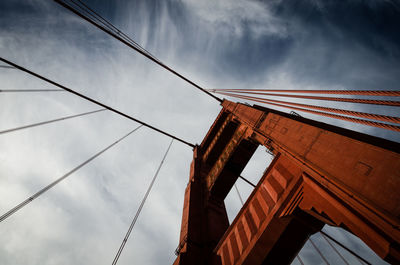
[218,92,400,124]
[210,88,400,97]
[72,0,159,62]
[0,57,195,148]
[111,139,174,265]
[0,109,106,135]
[53,0,222,103]
[218,91,400,132]
[212,90,400,107]
[0,125,142,223]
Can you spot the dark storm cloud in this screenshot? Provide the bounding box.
[266,0,400,89]
[141,0,400,88]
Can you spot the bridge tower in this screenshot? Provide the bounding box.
[173,99,400,265]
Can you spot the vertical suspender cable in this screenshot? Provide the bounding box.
[0,109,106,135]
[234,184,244,205]
[0,89,65,92]
[320,231,371,265]
[297,255,305,265]
[309,238,330,265]
[320,232,350,265]
[111,139,174,265]
[0,125,142,223]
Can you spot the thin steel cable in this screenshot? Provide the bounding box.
[217,92,400,124]
[111,139,174,265]
[309,238,331,265]
[320,231,371,265]
[297,255,305,265]
[210,88,400,97]
[0,109,106,135]
[217,91,400,132]
[0,65,16,69]
[72,0,159,62]
[320,232,350,265]
[0,89,65,92]
[0,57,195,147]
[234,184,244,205]
[69,0,151,58]
[213,90,400,107]
[53,0,222,103]
[0,125,142,223]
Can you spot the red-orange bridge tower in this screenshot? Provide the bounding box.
[174,99,400,265]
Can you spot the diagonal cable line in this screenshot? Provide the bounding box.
[0,109,106,135]
[0,57,195,147]
[234,184,244,205]
[320,231,371,265]
[210,88,400,97]
[218,91,400,132]
[53,0,222,103]
[309,238,330,265]
[297,255,305,265]
[72,0,160,62]
[320,232,350,265]
[0,65,16,69]
[212,89,400,107]
[0,125,142,223]
[111,138,174,265]
[218,92,400,124]
[0,89,65,92]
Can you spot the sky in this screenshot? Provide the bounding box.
[0,0,399,264]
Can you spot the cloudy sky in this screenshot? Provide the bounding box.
[0,0,399,264]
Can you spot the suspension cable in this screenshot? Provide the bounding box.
[0,125,142,223]
[234,184,244,205]
[212,90,400,107]
[0,57,195,148]
[111,139,174,265]
[0,109,106,135]
[52,0,222,103]
[217,92,400,124]
[218,91,400,132]
[320,231,371,265]
[0,89,65,92]
[320,232,350,265]
[309,238,330,265]
[210,88,400,97]
[0,65,15,69]
[297,255,305,265]
[72,0,160,62]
